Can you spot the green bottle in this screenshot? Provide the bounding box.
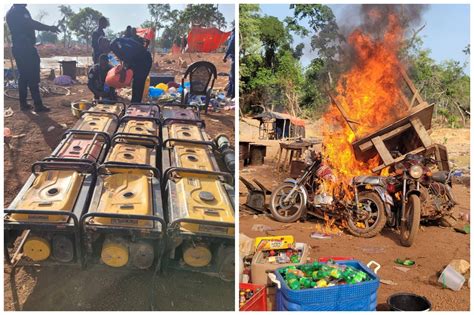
[288,277,300,290]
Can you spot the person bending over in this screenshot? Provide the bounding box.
[88,54,116,100]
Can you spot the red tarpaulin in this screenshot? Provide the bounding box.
[135,28,155,42]
[186,27,231,53]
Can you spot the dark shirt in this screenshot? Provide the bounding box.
[91,28,105,57]
[88,63,112,94]
[110,37,146,65]
[224,30,235,61]
[6,5,51,47]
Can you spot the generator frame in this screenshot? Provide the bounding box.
[4,161,97,267]
[162,167,234,281]
[80,164,166,270]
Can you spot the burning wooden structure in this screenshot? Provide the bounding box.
[330,68,450,173]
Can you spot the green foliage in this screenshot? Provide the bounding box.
[37,31,58,44]
[181,4,226,29]
[68,7,103,50]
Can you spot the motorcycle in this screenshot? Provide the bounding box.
[269,152,389,238]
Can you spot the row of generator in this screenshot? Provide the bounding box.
[4,101,235,280]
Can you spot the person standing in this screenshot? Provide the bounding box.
[92,16,109,64]
[223,28,235,99]
[6,4,59,112]
[99,36,152,103]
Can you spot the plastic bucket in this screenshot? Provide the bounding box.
[438,265,465,291]
[387,293,431,311]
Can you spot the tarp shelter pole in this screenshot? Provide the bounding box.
[283,119,287,140]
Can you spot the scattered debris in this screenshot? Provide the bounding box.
[47,126,55,132]
[4,107,14,118]
[310,232,332,239]
[448,259,470,275]
[53,75,74,86]
[395,258,416,266]
[251,224,273,232]
[438,265,465,291]
[394,266,411,273]
[380,279,398,286]
[360,246,385,254]
[454,224,470,234]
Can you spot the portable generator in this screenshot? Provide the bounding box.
[115,115,161,146]
[4,161,96,266]
[44,130,110,165]
[89,101,125,117]
[161,121,235,281]
[161,104,204,127]
[81,164,165,270]
[104,135,160,171]
[71,111,119,141]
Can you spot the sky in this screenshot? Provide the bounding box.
[3,4,235,34]
[259,4,470,72]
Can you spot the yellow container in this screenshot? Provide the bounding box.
[172,173,234,236]
[12,170,85,222]
[91,170,154,228]
[155,83,168,91]
[254,235,295,251]
[117,119,158,138]
[89,104,123,116]
[171,144,214,171]
[73,113,118,135]
[166,123,206,142]
[106,142,156,167]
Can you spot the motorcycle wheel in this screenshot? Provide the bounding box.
[346,191,386,238]
[400,194,421,247]
[269,183,306,223]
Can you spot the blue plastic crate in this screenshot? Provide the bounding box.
[274,260,380,311]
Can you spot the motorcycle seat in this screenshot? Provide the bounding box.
[352,176,384,186]
[432,171,449,183]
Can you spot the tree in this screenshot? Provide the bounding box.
[68,7,103,51]
[58,5,74,48]
[35,10,48,22]
[181,4,226,29]
[145,4,171,61]
[37,31,58,44]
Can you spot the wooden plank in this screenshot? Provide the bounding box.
[328,92,358,136]
[434,144,450,171]
[410,117,433,148]
[400,67,424,106]
[359,123,412,152]
[372,136,394,166]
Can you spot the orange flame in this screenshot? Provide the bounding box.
[322,12,409,196]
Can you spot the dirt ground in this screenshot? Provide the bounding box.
[3,52,235,311]
[239,118,470,311]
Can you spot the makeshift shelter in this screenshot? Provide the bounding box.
[135,27,155,42]
[186,27,231,53]
[252,111,305,140]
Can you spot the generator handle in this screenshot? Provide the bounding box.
[111,134,160,148]
[162,118,205,128]
[94,100,126,113]
[163,167,233,184]
[97,164,161,179]
[127,102,161,114]
[66,130,112,145]
[79,109,120,122]
[113,132,162,147]
[162,138,216,150]
[31,161,97,177]
[160,103,200,115]
[80,212,166,233]
[119,114,161,125]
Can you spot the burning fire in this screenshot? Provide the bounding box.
[321,11,409,195]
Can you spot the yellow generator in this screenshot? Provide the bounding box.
[161,121,235,281]
[45,130,110,165]
[115,116,161,145]
[104,135,159,171]
[4,161,97,266]
[71,111,119,142]
[81,165,165,270]
[161,104,203,127]
[88,101,125,117]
